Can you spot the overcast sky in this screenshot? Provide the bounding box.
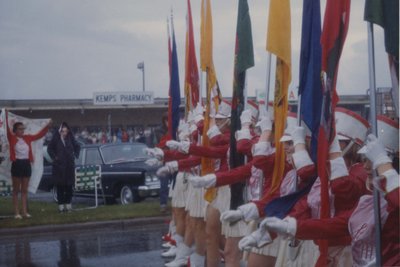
[0,0,391,100]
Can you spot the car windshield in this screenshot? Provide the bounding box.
[101,143,149,164]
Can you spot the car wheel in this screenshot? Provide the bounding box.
[119,185,134,205]
[51,185,58,203]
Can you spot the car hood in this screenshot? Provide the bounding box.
[104,160,159,173]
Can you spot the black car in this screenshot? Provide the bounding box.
[39,142,160,205]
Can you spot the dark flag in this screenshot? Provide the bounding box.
[169,14,181,141]
[298,0,322,163]
[229,0,254,209]
[364,0,399,115]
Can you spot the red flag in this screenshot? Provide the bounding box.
[184,0,200,114]
[317,0,350,266]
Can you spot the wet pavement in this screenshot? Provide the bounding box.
[0,222,170,267]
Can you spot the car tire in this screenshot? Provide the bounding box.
[118,185,134,205]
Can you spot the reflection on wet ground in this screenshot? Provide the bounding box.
[0,223,169,267]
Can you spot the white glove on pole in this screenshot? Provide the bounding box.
[166,140,182,151]
[166,161,179,173]
[144,147,164,160]
[156,166,170,177]
[329,135,341,154]
[290,126,306,146]
[363,134,392,169]
[240,109,253,126]
[238,229,272,251]
[256,116,272,132]
[259,217,297,237]
[220,210,244,224]
[188,174,216,188]
[145,158,162,167]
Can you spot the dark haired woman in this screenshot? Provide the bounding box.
[47,122,80,212]
[5,110,51,219]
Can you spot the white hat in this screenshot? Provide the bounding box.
[215,100,231,119]
[247,100,259,121]
[335,107,370,145]
[279,112,297,142]
[377,115,399,153]
[359,115,400,154]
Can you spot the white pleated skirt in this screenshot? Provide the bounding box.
[274,239,320,267]
[171,172,188,208]
[185,180,207,218]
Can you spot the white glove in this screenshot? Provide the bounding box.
[363,134,392,169]
[156,166,170,177]
[256,116,272,132]
[188,174,216,188]
[329,135,341,154]
[376,169,399,194]
[144,147,164,160]
[238,229,272,251]
[156,161,178,177]
[240,109,253,127]
[166,140,182,151]
[166,161,179,173]
[145,158,162,167]
[235,128,252,141]
[290,126,306,146]
[220,210,243,224]
[259,217,297,237]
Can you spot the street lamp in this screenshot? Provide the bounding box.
[137,61,145,92]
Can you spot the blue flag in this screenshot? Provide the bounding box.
[170,21,181,140]
[298,0,322,162]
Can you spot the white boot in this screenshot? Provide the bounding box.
[162,245,177,258]
[164,243,192,267]
[65,203,72,212]
[189,252,205,267]
[58,204,65,212]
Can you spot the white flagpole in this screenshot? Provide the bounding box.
[367,21,382,267]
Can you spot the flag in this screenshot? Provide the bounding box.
[364,0,399,115]
[167,18,173,139]
[200,0,222,202]
[266,0,291,194]
[0,109,50,193]
[317,0,350,265]
[298,0,322,163]
[169,13,181,140]
[229,0,254,209]
[184,0,200,116]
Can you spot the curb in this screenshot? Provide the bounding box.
[0,216,170,237]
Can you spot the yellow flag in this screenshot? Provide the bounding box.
[266,0,291,194]
[200,0,221,202]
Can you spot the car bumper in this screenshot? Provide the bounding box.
[138,182,160,197]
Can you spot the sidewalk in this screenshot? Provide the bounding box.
[0,215,170,237]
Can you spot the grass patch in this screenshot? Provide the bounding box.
[0,197,166,229]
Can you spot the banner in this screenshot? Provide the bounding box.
[0,109,50,193]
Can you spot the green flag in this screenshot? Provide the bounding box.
[229,0,254,209]
[364,0,399,58]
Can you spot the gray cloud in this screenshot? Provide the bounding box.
[0,0,392,100]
